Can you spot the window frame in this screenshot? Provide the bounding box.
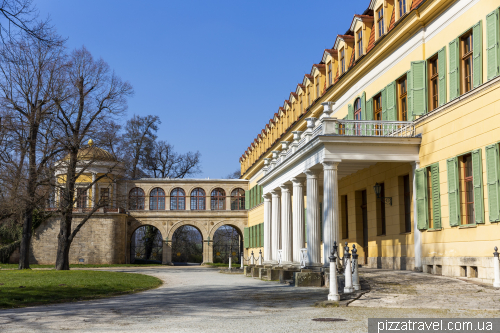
[169,187,185,210]
[129,187,145,210]
[397,75,408,121]
[211,188,226,210]
[328,62,332,85]
[100,187,110,208]
[340,48,345,74]
[460,30,473,94]
[460,153,475,225]
[231,188,246,210]
[76,188,87,209]
[150,187,166,210]
[357,29,363,58]
[377,6,384,37]
[190,188,206,210]
[398,0,407,18]
[373,93,382,120]
[428,55,439,111]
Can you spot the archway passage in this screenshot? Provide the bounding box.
[171,225,203,264]
[213,225,242,264]
[130,225,163,264]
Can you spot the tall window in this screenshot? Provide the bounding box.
[398,76,408,121]
[76,188,87,208]
[428,56,439,111]
[357,29,363,57]
[374,94,382,120]
[211,188,226,210]
[308,92,311,106]
[170,188,185,210]
[460,154,474,225]
[231,188,245,210]
[340,48,345,73]
[328,63,332,85]
[190,188,205,210]
[378,183,386,235]
[461,31,473,94]
[403,175,411,232]
[100,188,110,208]
[316,81,320,99]
[354,98,362,120]
[129,188,145,210]
[377,7,384,37]
[150,188,166,210]
[399,0,406,18]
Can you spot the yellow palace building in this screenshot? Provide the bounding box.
[240,0,500,283]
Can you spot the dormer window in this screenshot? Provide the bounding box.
[398,0,407,18]
[316,80,320,98]
[328,63,332,85]
[377,7,384,37]
[340,48,345,73]
[357,29,363,57]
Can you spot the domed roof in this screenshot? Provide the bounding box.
[65,140,117,162]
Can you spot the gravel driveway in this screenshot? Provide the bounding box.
[0,266,499,332]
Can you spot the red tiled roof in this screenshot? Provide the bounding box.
[291,92,298,98]
[367,23,376,52]
[348,47,355,68]
[325,48,338,55]
[297,84,305,89]
[411,0,425,10]
[305,74,314,81]
[338,34,355,40]
[285,100,291,105]
[388,6,395,31]
[354,14,374,19]
[313,64,325,69]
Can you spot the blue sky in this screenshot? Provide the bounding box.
[37,1,368,178]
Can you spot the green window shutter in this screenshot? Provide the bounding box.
[365,97,373,121]
[438,47,447,106]
[410,60,427,116]
[381,88,387,120]
[447,157,460,226]
[486,144,500,222]
[245,190,249,209]
[251,187,255,208]
[486,9,500,80]
[430,163,442,229]
[449,38,460,100]
[415,168,428,230]
[347,103,354,120]
[407,70,414,120]
[360,92,366,120]
[244,227,249,248]
[472,20,483,89]
[251,226,255,248]
[472,149,485,224]
[260,186,263,204]
[385,81,397,121]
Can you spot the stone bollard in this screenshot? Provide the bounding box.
[494,247,500,288]
[258,249,263,266]
[241,254,244,269]
[250,251,255,265]
[343,242,354,293]
[328,242,340,301]
[352,244,360,291]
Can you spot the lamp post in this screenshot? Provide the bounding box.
[328,242,340,301]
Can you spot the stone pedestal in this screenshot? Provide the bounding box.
[244,266,254,277]
[295,272,322,287]
[252,265,263,278]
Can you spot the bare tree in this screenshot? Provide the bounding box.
[0,32,66,269]
[140,140,201,178]
[52,46,133,270]
[225,169,241,179]
[120,114,160,178]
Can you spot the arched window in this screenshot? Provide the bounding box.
[354,98,362,120]
[211,188,226,210]
[230,188,245,210]
[190,188,205,210]
[129,188,145,210]
[170,188,185,210]
[149,188,165,210]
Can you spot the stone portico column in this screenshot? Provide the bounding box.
[305,169,322,267]
[271,189,281,263]
[412,161,422,272]
[280,184,293,265]
[322,161,339,267]
[263,193,272,263]
[291,178,305,264]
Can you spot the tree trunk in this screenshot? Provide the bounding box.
[18,206,33,269]
[55,233,71,270]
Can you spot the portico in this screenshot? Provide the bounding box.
[258,103,421,269]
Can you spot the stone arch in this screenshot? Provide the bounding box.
[209,220,246,264]
[228,186,245,196]
[146,186,168,197]
[166,220,209,264]
[128,221,165,264]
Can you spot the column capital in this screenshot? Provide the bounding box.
[291,177,304,186]
[270,188,281,196]
[279,183,291,192]
[322,161,339,170]
[263,193,272,201]
[304,169,320,178]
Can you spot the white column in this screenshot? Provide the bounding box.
[412,161,422,272]
[271,189,281,263]
[322,161,339,267]
[291,177,305,264]
[280,183,293,265]
[305,169,322,267]
[91,172,96,207]
[263,193,272,263]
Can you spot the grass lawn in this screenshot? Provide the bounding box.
[0,263,163,269]
[0,270,162,309]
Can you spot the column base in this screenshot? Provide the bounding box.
[353,284,361,291]
[344,287,354,293]
[328,293,340,301]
